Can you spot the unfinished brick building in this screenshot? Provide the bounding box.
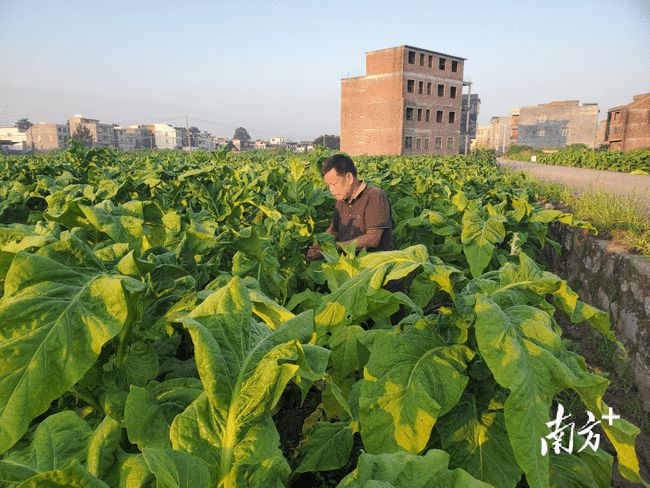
[605,93,650,151]
[341,46,466,156]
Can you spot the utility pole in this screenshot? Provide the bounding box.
[186,115,192,154]
[464,81,472,155]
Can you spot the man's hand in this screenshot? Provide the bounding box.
[306,244,323,260]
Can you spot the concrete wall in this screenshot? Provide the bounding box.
[516,100,599,148]
[27,124,69,151]
[542,223,650,412]
[460,93,480,153]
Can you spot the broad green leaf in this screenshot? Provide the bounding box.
[359,320,474,454]
[472,297,633,488]
[16,459,109,488]
[329,325,365,380]
[124,378,202,450]
[1,411,95,486]
[558,349,647,486]
[461,210,505,277]
[169,277,327,487]
[438,395,522,487]
[86,416,122,483]
[139,448,211,488]
[336,449,493,488]
[0,253,141,454]
[316,246,428,331]
[296,421,355,473]
[248,288,295,329]
[78,200,165,253]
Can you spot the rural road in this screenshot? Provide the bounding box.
[497,157,650,212]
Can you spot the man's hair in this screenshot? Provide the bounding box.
[321,154,357,178]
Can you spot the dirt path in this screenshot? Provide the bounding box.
[497,158,650,213]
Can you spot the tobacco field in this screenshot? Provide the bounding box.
[0,145,646,488]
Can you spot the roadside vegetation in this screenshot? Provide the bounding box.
[505,144,650,174]
[525,180,650,255]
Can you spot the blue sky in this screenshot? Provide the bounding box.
[1,0,648,140]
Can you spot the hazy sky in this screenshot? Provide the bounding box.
[1,0,649,140]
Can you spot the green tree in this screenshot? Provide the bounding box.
[15,118,33,132]
[70,125,93,147]
[313,134,340,150]
[233,127,251,141]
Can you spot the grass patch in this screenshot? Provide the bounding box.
[528,181,650,255]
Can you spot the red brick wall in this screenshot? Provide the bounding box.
[341,46,465,156]
[606,94,650,151]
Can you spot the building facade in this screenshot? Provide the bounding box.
[515,100,599,148]
[68,115,116,148]
[341,45,466,155]
[0,127,28,151]
[115,125,153,151]
[26,123,70,151]
[142,124,178,150]
[475,116,511,154]
[459,93,480,154]
[604,93,650,151]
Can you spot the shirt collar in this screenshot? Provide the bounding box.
[345,180,366,204]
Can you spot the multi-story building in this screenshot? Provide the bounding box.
[341,45,467,155]
[68,115,116,148]
[0,127,28,151]
[515,100,599,148]
[114,125,153,151]
[604,93,650,151]
[459,93,480,154]
[269,136,286,146]
[142,124,178,150]
[475,116,511,154]
[26,123,70,151]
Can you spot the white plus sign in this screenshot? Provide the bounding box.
[602,407,620,426]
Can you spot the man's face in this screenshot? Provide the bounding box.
[323,169,353,200]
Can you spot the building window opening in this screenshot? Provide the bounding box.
[436,110,443,123]
[448,111,456,124]
[418,81,423,94]
[416,138,421,150]
[407,79,414,93]
[435,137,442,149]
[425,109,430,122]
[450,86,457,99]
[405,136,413,149]
[447,137,454,150]
[427,82,431,95]
[428,55,433,68]
[451,60,458,72]
[417,108,422,121]
[437,84,444,97]
[424,138,429,150]
[408,51,415,64]
[419,53,425,66]
[406,107,414,120]
[439,57,446,70]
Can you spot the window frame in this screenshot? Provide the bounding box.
[408,51,415,64]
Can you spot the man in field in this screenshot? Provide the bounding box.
[306,154,393,260]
